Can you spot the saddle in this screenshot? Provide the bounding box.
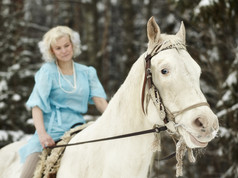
[33,122,93,178]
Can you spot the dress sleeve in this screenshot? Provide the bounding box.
[26,65,52,113]
[88,66,107,104]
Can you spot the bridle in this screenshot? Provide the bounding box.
[140,44,211,172]
[141,43,210,131]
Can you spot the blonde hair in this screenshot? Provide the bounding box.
[38,26,81,62]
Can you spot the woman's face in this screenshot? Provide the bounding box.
[51,35,74,63]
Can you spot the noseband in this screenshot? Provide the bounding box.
[141,44,210,127]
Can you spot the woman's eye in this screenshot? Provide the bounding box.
[161,68,169,75]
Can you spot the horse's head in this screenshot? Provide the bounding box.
[145,17,219,149]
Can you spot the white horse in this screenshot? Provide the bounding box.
[0,17,219,178]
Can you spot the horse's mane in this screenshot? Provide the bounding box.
[99,53,146,131]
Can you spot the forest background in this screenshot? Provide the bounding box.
[0,0,237,177]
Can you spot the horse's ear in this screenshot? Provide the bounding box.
[176,21,186,44]
[147,16,161,43]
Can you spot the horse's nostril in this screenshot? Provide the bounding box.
[194,117,204,128]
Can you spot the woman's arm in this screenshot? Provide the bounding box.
[92,97,108,114]
[32,106,55,148]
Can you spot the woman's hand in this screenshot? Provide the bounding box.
[38,132,55,148]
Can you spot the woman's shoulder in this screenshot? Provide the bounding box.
[38,62,57,73]
[36,62,57,77]
[41,62,57,71]
[74,62,96,73]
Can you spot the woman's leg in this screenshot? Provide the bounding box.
[20,152,41,178]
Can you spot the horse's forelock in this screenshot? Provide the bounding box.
[159,34,186,50]
[147,34,186,55]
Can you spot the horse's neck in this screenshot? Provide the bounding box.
[100,54,150,132]
[59,54,155,178]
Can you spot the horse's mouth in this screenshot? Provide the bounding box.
[188,133,208,148]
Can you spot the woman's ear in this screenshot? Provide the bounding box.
[50,46,55,58]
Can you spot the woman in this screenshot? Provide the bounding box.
[19,26,108,178]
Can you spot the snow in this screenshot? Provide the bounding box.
[167,14,176,25]
[221,90,231,102]
[81,0,92,3]
[2,0,10,16]
[200,80,215,94]
[81,45,88,51]
[111,0,117,5]
[194,0,218,15]
[97,2,105,12]
[0,130,25,142]
[0,102,5,109]
[26,118,34,125]
[207,47,219,61]
[231,103,238,112]
[216,100,223,107]
[198,0,214,7]
[144,0,150,5]
[9,63,20,71]
[226,71,237,86]
[21,50,33,56]
[216,147,223,156]
[9,45,16,51]
[217,103,238,117]
[12,94,21,101]
[0,80,8,92]
[0,131,8,141]
[2,0,10,4]
[19,69,35,78]
[219,126,230,138]
[216,109,226,118]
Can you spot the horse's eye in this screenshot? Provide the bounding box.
[161,68,169,75]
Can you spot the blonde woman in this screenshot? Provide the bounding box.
[19,26,108,178]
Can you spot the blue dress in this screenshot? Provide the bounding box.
[19,62,107,163]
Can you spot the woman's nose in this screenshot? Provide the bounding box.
[61,48,66,53]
